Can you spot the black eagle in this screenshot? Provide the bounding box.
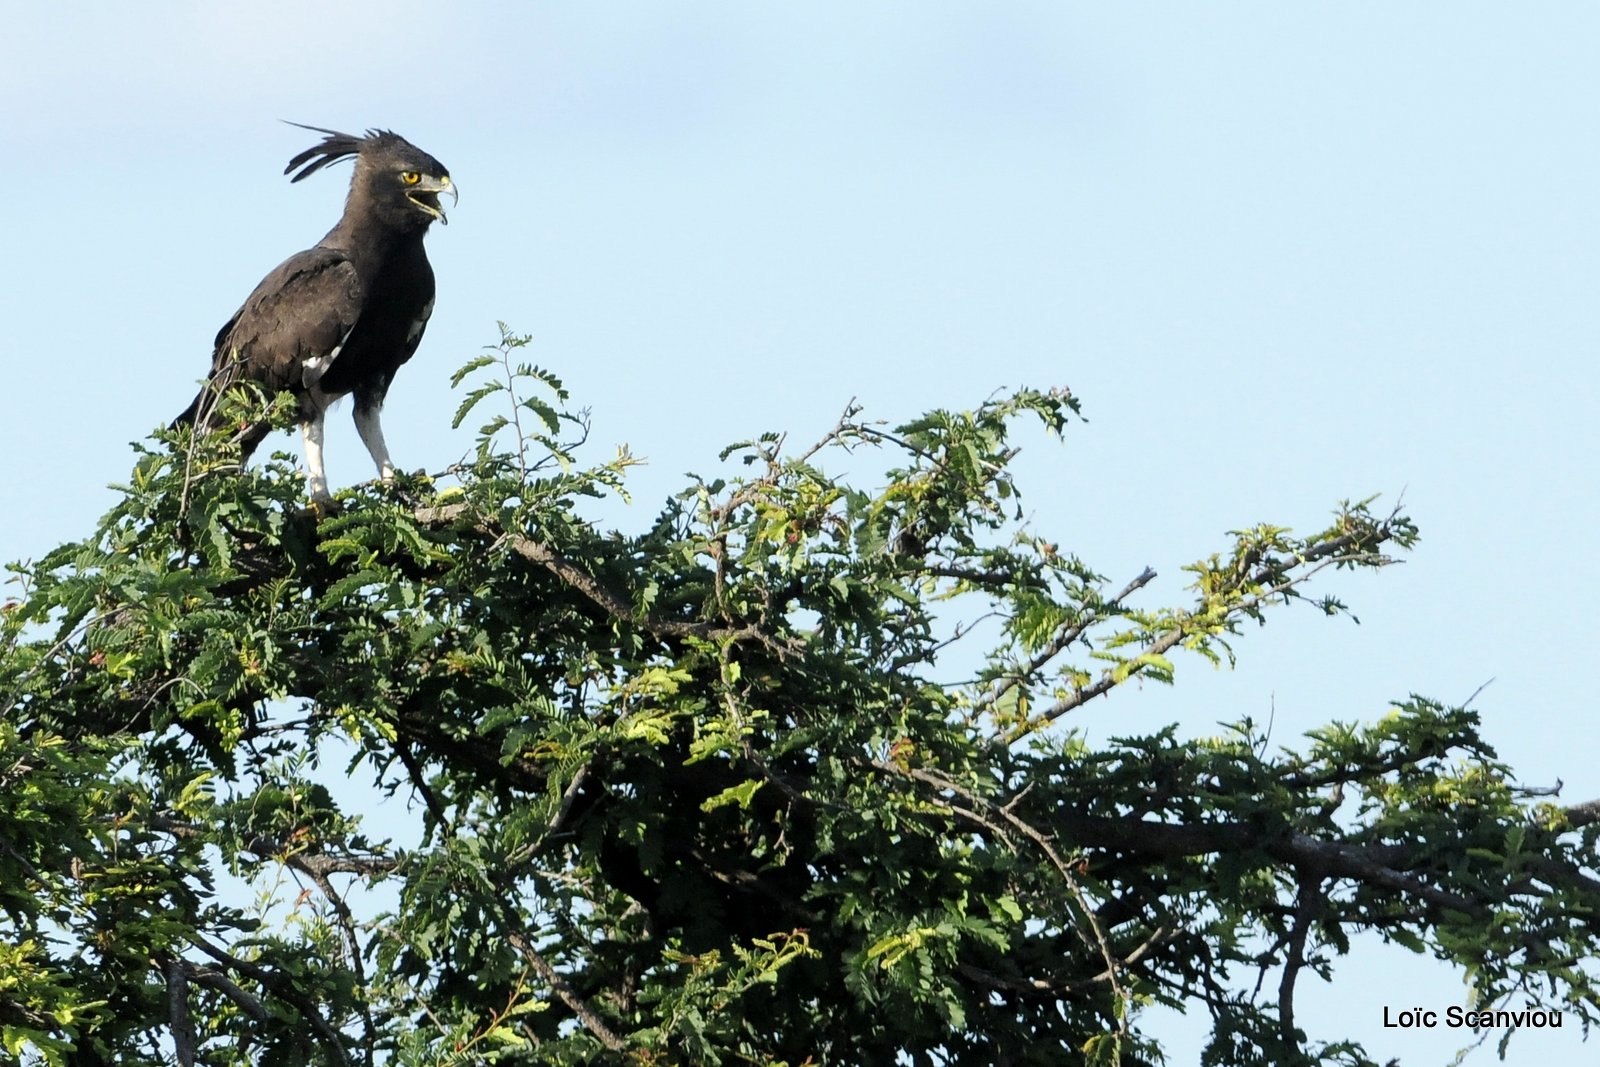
[174,124,455,504]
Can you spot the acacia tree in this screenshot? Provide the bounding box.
[3,331,1599,1066]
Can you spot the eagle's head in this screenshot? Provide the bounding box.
[284,124,457,231]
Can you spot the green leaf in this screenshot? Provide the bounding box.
[700,779,764,813]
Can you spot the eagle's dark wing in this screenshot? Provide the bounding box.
[176,247,363,435]
[213,248,362,407]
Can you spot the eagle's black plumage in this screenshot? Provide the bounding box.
[174,124,455,503]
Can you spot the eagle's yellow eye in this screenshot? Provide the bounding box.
[400,171,421,185]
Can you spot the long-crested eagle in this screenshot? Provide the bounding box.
[173,124,455,503]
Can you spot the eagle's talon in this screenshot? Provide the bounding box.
[300,496,342,521]
[375,472,431,509]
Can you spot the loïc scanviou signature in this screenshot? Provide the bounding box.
[1383,1005,1564,1029]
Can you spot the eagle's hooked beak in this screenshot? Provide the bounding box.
[409,175,457,225]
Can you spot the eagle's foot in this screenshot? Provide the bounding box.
[300,495,343,521]
[375,469,433,509]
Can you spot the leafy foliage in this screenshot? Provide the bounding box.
[3,328,1598,1065]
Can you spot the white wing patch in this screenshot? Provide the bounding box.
[303,324,357,389]
[301,350,334,388]
[407,299,435,345]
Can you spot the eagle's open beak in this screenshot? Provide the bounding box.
[409,175,457,225]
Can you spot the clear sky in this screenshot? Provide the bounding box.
[4,3,1598,1061]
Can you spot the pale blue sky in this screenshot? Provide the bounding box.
[4,4,1599,1061]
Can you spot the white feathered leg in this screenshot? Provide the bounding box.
[353,403,397,482]
[301,412,332,502]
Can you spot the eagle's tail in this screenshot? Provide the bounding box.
[171,381,271,460]
[171,389,207,431]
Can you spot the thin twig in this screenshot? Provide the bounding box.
[289,862,378,1063]
[505,932,627,1052]
[980,565,1157,712]
[870,760,1133,1033]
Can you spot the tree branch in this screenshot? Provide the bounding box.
[413,502,802,659]
[1023,514,1406,733]
[186,934,353,1067]
[870,761,1132,1026]
[979,565,1157,712]
[1278,873,1322,1052]
[162,956,197,1067]
[504,932,627,1052]
[153,814,398,878]
[185,963,271,1023]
